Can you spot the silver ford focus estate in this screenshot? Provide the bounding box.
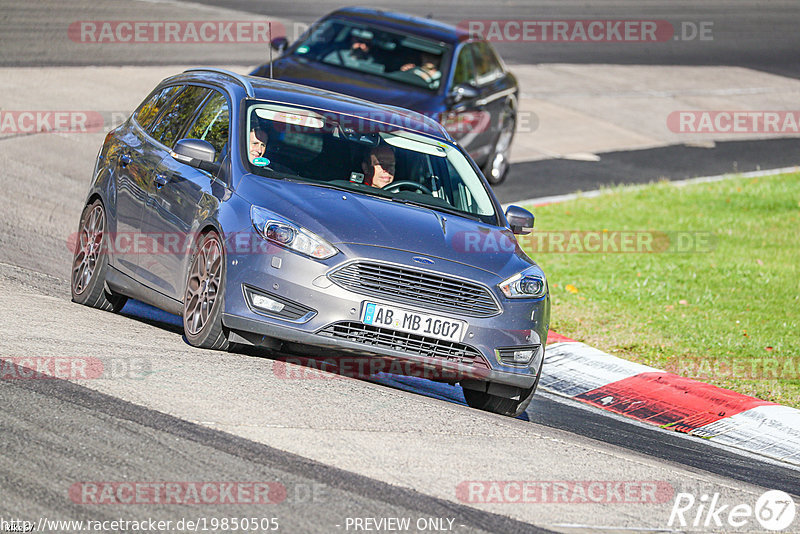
[71,68,549,417]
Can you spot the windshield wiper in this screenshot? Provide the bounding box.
[387,197,482,222]
[280,179,485,221]
[288,179,393,200]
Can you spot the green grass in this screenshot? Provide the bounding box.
[523,172,800,408]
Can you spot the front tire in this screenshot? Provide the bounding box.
[483,106,516,186]
[182,231,230,350]
[70,200,128,312]
[463,362,542,417]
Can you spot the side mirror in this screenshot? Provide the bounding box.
[271,37,289,52]
[505,205,534,235]
[448,83,480,104]
[171,138,220,174]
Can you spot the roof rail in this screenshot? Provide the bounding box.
[183,68,255,97]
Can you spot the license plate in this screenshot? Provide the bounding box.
[361,302,468,342]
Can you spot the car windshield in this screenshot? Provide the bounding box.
[289,17,450,92]
[244,102,497,224]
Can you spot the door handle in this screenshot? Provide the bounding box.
[119,154,132,167]
[154,174,168,188]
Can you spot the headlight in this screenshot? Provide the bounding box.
[251,206,338,260]
[498,266,547,299]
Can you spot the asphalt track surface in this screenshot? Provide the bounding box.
[191,0,800,79]
[499,137,800,203]
[3,0,798,201]
[2,0,800,532]
[6,0,800,78]
[1,361,546,534]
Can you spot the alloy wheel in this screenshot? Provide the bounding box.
[71,204,105,295]
[184,236,223,335]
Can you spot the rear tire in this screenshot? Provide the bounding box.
[182,231,231,350]
[70,200,128,312]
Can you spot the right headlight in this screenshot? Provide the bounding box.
[498,266,547,299]
[250,205,338,260]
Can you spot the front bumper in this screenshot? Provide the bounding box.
[222,241,549,388]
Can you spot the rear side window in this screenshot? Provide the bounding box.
[186,91,229,160]
[135,85,182,131]
[151,85,211,148]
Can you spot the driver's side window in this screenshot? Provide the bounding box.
[452,45,476,87]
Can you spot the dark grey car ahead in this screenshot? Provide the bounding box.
[252,7,519,185]
[71,69,549,417]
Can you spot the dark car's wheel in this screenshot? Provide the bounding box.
[71,200,128,312]
[483,106,516,185]
[183,231,231,350]
[463,362,542,417]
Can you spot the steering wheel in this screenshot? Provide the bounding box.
[383,181,432,195]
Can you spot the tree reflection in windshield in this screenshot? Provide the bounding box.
[244,103,496,224]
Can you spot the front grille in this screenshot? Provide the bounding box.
[318,321,489,369]
[328,261,500,317]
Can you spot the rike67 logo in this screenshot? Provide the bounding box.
[669,490,796,531]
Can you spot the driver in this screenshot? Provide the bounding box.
[248,127,269,163]
[362,144,396,188]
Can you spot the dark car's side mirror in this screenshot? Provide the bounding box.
[448,83,480,104]
[171,138,220,174]
[271,37,289,52]
[505,205,534,235]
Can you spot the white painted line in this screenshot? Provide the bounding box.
[694,405,800,466]
[548,523,673,532]
[520,86,800,99]
[503,166,800,209]
[541,342,660,397]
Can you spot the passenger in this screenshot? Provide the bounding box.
[362,145,396,188]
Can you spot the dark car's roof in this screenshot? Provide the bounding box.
[172,69,450,141]
[327,7,470,45]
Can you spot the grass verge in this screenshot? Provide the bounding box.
[522,172,800,408]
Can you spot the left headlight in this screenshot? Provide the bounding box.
[251,205,338,260]
[498,266,547,299]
